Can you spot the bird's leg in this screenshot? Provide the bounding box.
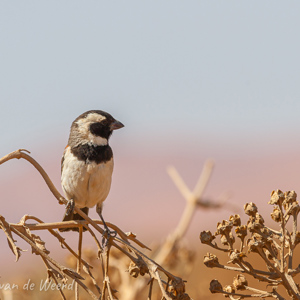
[99,213,117,238]
[65,199,75,216]
[96,205,116,246]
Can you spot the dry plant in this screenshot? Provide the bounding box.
[200,189,300,299]
[0,149,191,300]
[94,160,236,300]
[0,149,234,299]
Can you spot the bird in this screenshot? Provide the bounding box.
[59,110,124,233]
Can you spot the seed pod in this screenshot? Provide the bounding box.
[167,278,185,295]
[204,253,219,268]
[244,202,258,216]
[215,220,233,235]
[209,279,222,293]
[233,274,248,290]
[235,225,247,239]
[228,249,246,264]
[223,285,235,297]
[229,214,241,226]
[200,230,215,244]
[269,189,284,205]
[284,190,297,204]
[271,207,282,222]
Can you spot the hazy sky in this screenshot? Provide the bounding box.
[1,1,300,156]
[1,2,300,279]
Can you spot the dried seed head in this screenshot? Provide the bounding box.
[229,214,241,226]
[167,278,185,295]
[177,293,191,300]
[220,232,235,246]
[128,259,148,278]
[283,191,298,212]
[284,190,297,204]
[269,189,284,205]
[228,249,246,264]
[255,213,264,225]
[128,262,140,278]
[247,237,264,253]
[235,226,247,241]
[200,230,215,244]
[209,279,222,293]
[244,202,258,216]
[223,285,235,296]
[215,220,233,235]
[247,217,262,232]
[271,207,282,222]
[204,253,219,268]
[233,274,248,290]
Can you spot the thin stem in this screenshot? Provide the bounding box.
[0,149,191,300]
[279,204,285,273]
[147,278,154,300]
[154,271,172,300]
[155,161,214,264]
[75,226,83,300]
[41,257,66,300]
[10,226,98,300]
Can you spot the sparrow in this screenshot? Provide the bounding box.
[59,110,124,232]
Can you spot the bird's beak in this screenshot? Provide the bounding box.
[110,120,124,131]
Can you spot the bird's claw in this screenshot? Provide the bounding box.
[65,199,75,216]
[101,229,117,248]
[109,230,117,238]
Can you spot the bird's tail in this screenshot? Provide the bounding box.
[59,207,89,232]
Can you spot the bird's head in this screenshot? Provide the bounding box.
[68,110,124,147]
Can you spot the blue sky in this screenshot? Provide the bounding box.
[1,1,300,156]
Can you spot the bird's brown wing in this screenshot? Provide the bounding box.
[61,145,69,174]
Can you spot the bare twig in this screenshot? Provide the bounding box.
[154,160,215,264]
[75,226,83,300]
[0,149,191,300]
[201,189,300,299]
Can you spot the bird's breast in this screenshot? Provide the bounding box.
[61,147,114,208]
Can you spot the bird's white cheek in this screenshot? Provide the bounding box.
[88,134,108,146]
[75,114,108,146]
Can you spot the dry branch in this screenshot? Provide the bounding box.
[103,159,234,300]
[0,149,191,300]
[200,189,300,299]
[154,161,215,264]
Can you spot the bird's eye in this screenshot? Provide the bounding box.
[101,120,108,126]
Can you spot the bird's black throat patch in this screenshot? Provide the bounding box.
[71,144,113,164]
[89,122,113,140]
